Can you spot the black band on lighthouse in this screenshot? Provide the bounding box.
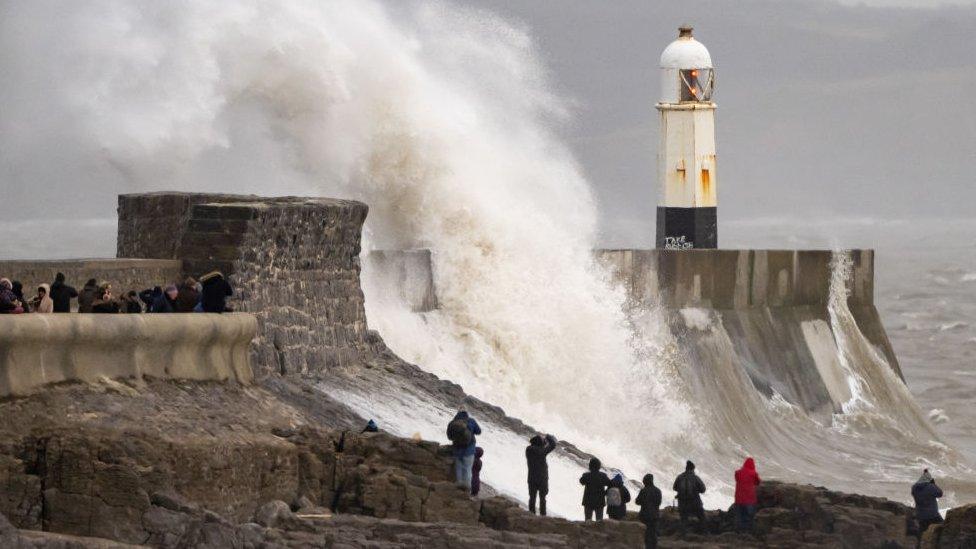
[655,207,717,249]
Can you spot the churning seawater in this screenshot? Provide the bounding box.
[1,0,972,521]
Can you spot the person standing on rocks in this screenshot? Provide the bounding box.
[471,447,484,497]
[446,410,481,490]
[636,474,662,549]
[525,434,557,515]
[606,473,632,520]
[579,457,611,521]
[734,457,761,532]
[673,460,706,527]
[49,272,78,313]
[912,469,943,537]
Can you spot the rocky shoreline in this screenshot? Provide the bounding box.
[0,378,971,548]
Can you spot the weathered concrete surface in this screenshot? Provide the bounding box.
[0,259,182,308]
[0,314,256,397]
[596,249,900,415]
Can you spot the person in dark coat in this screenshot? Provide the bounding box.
[734,457,761,532]
[526,434,557,515]
[446,410,482,489]
[673,460,706,526]
[11,281,29,313]
[579,457,611,521]
[0,278,24,314]
[636,474,663,549]
[49,272,78,313]
[77,278,98,313]
[912,469,944,537]
[175,277,200,313]
[200,271,233,313]
[606,473,632,520]
[471,447,484,497]
[121,290,143,313]
[139,287,162,312]
[151,285,179,313]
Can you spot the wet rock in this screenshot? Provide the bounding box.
[253,500,293,528]
[921,504,976,549]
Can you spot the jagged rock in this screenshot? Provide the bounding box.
[920,504,976,549]
[254,500,294,528]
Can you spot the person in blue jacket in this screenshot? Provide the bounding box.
[912,469,944,537]
[446,409,482,489]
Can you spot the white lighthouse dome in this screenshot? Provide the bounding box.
[660,27,712,69]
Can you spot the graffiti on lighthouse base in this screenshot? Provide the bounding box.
[664,236,694,250]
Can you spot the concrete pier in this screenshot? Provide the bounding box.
[0,314,257,397]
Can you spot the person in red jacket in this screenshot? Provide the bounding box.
[734,457,761,532]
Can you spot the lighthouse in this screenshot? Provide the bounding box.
[656,26,717,249]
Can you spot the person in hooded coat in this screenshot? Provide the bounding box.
[77,279,98,313]
[673,460,706,526]
[446,410,482,489]
[31,284,54,314]
[912,469,943,536]
[636,474,663,549]
[579,457,611,521]
[606,473,632,520]
[200,271,234,313]
[0,278,24,314]
[471,447,484,497]
[734,457,761,531]
[525,434,557,515]
[49,272,78,313]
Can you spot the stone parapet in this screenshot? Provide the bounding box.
[116,193,376,377]
[0,314,257,397]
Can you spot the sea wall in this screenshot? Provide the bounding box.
[597,248,899,415]
[0,259,182,304]
[116,193,379,377]
[363,250,438,313]
[0,314,257,397]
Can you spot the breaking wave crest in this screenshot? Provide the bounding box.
[4,0,973,518]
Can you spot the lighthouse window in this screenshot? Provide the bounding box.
[680,68,714,102]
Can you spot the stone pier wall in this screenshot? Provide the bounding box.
[596,248,900,415]
[116,193,378,377]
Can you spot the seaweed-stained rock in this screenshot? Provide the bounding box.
[921,504,976,549]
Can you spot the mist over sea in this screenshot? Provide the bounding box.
[1,0,973,518]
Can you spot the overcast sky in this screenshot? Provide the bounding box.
[0,0,973,255]
[457,0,976,245]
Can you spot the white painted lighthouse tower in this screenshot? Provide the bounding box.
[656,26,718,249]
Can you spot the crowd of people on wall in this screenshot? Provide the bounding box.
[0,271,234,315]
[443,409,945,549]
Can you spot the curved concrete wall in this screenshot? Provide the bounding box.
[0,314,257,397]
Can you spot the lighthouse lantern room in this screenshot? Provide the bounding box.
[656,26,718,249]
